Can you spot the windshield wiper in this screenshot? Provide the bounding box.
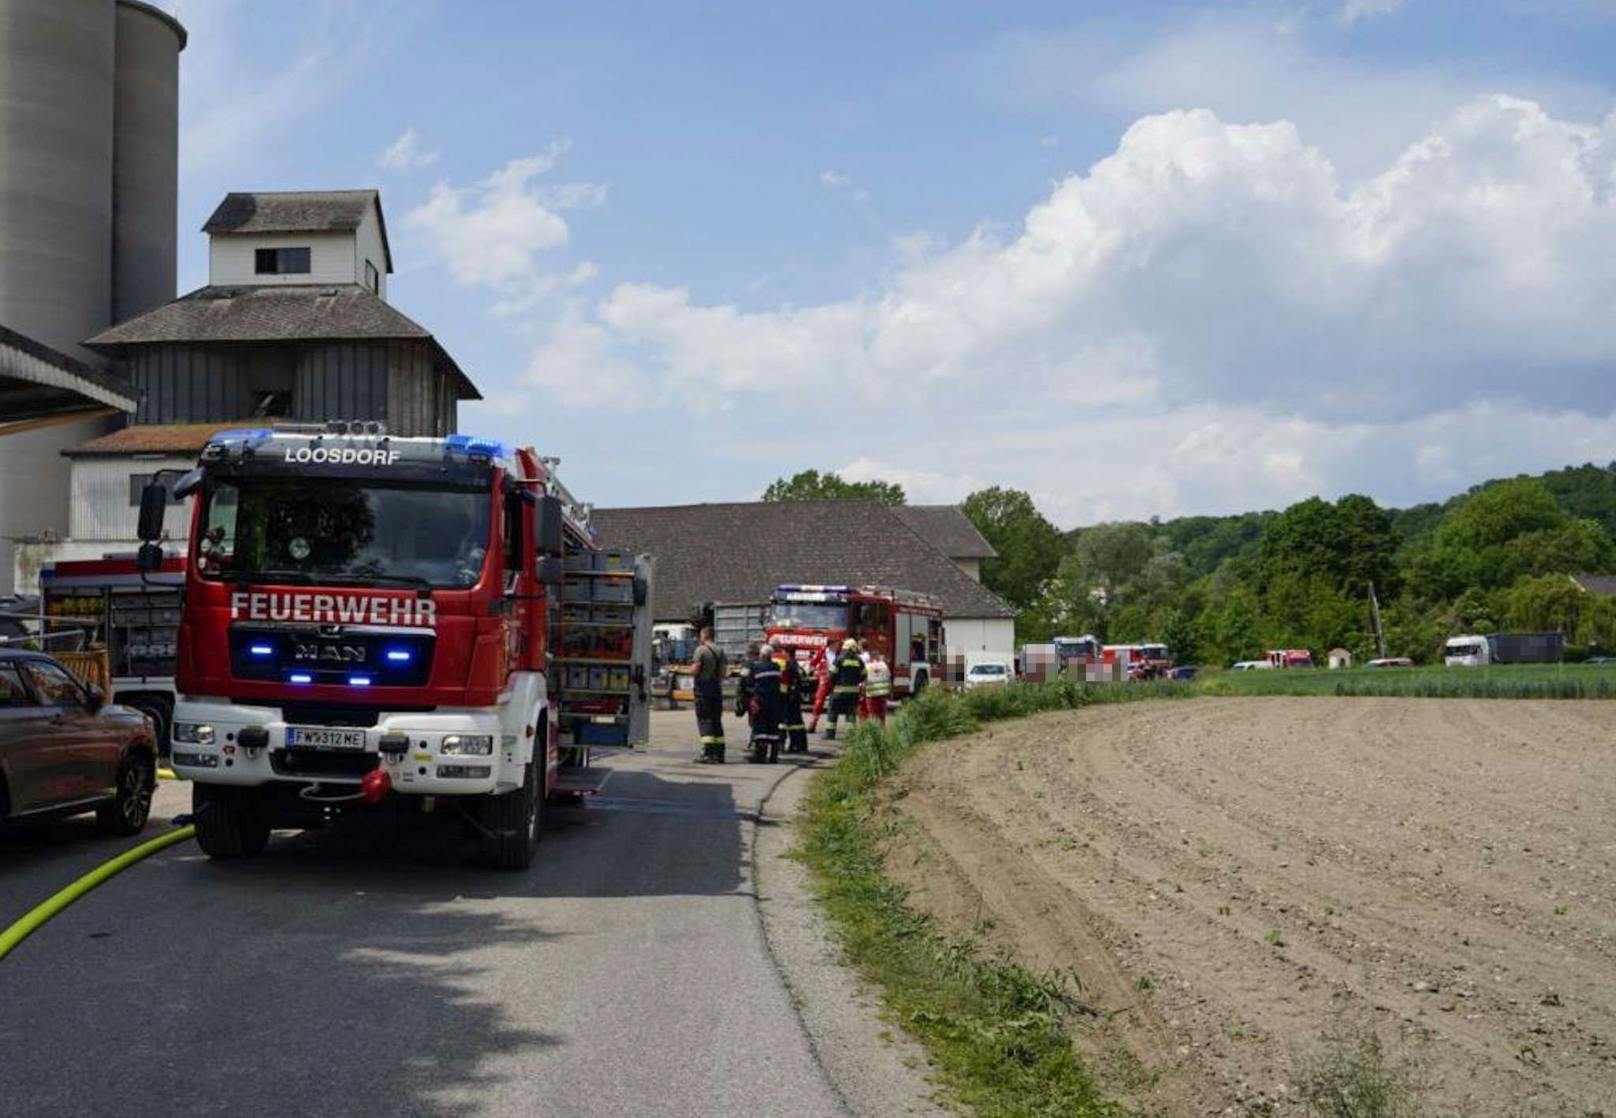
[233,569,314,585]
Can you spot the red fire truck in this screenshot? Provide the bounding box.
[1101,642,1174,680]
[135,423,651,869]
[764,584,943,697]
[38,553,186,749]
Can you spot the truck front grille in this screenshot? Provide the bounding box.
[270,749,380,780]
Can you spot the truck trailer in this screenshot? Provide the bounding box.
[137,424,652,869]
[1444,632,1564,666]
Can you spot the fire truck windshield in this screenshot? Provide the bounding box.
[767,602,848,630]
[194,476,493,589]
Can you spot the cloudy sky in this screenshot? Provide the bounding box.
[161,0,1616,525]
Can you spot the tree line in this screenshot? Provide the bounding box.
[763,463,1616,665]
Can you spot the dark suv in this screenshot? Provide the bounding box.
[0,650,157,834]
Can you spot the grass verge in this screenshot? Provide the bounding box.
[1194,661,1616,700]
[796,681,1180,1117]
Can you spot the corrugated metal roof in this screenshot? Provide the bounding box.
[202,190,392,271]
[893,505,998,560]
[591,501,1016,622]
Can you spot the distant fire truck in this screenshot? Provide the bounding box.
[136,424,652,869]
[764,584,943,698]
[38,554,186,750]
[1103,642,1174,680]
[1266,648,1315,669]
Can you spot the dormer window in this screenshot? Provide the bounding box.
[255,247,311,275]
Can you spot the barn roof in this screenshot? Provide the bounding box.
[892,504,998,560]
[590,501,1015,623]
[82,285,479,400]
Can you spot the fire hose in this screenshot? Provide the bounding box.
[0,823,197,962]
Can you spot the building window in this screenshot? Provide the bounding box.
[128,473,181,507]
[254,247,311,275]
[364,260,380,293]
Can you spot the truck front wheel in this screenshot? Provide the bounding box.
[480,761,540,870]
[193,784,271,859]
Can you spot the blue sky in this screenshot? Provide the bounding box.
[162,0,1616,524]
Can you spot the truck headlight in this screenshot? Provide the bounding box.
[440,734,493,756]
[173,722,215,745]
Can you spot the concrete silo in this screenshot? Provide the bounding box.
[112,0,185,322]
[0,0,185,595]
[0,0,117,362]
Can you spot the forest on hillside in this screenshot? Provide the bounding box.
[763,463,1616,665]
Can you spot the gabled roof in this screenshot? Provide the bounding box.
[202,190,393,272]
[893,505,998,560]
[1572,573,1616,597]
[83,285,479,400]
[591,501,1016,623]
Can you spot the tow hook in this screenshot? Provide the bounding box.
[359,768,392,804]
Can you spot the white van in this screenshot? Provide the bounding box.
[1444,635,1491,667]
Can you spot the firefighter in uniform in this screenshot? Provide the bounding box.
[775,646,810,753]
[823,638,867,741]
[737,643,784,759]
[864,649,892,724]
[692,626,727,763]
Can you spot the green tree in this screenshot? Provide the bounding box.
[961,487,1065,610]
[1258,494,1398,599]
[761,469,905,505]
[1072,521,1154,601]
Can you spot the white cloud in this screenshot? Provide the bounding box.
[523,95,1616,521]
[993,13,1608,177]
[404,144,605,307]
[819,170,853,188]
[1340,0,1407,24]
[380,126,439,170]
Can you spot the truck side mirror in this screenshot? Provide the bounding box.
[136,482,168,541]
[535,556,564,587]
[537,495,563,555]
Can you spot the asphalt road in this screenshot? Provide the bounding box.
[0,711,849,1118]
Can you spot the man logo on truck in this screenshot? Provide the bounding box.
[229,591,437,627]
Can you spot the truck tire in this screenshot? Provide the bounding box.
[193,784,271,859]
[96,750,155,835]
[480,761,540,870]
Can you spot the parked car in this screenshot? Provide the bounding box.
[0,650,157,834]
[1230,660,1272,671]
[1583,655,1616,665]
[1366,657,1415,668]
[963,662,1012,689]
[1169,665,1198,681]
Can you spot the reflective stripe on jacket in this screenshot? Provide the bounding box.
[865,659,892,697]
[831,653,866,694]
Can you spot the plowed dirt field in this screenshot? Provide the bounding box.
[882,698,1615,1116]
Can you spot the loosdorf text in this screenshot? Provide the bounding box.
[282,446,402,465]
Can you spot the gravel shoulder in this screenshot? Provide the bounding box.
[882,697,1616,1116]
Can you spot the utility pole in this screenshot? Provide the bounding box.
[1368,581,1388,660]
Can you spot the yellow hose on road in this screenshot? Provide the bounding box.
[0,824,196,962]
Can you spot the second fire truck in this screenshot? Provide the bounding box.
[764,583,943,698]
